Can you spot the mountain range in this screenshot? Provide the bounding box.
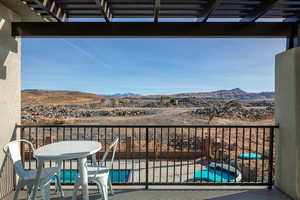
[22,88,274,104]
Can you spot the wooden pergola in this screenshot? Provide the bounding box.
[11,0,300,46]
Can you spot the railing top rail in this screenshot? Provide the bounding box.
[16,124,279,128]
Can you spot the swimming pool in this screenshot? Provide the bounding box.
[239,153,263,160]
[194,169,236,183]
[53,169,130,184]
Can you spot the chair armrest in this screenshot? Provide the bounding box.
[92,154,98,167]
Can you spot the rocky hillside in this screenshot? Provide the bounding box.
[22,89,104,105]
[168,88,274,101]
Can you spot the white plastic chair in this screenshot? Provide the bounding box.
[3,139,63,200]
[72,138,119,200]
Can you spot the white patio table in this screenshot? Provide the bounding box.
[31,140,102,200]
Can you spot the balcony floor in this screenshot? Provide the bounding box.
[8,186,292,200]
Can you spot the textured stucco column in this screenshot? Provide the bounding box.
[0,2,21,166]
[275,47,300,199]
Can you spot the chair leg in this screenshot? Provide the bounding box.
[100,183,108,200]
[72,175,81,200]
[13,182,22,200]
[98,176,109,200]
[108,178,114,195]
[41,183,50,200]
[95,181,101,194]
[27,184,34,200]
[55,174,64,198]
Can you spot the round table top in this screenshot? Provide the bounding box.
[34,140,102,161]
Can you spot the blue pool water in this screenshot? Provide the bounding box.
[194,169,236,183]
[53,169,130,183]
[239,153,263,160]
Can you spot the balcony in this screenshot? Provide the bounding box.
[1,124,292,200]
[3,186,291,200]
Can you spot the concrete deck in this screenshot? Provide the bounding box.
[8,186,292,200]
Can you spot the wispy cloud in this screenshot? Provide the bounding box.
[60,39,113,69]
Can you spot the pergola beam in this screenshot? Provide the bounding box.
[95,0,111,22]
[240,0,279,22]
[199,0,222,22]
[11,22,293,38]
[153,0,160,22]
[30,0,66,22]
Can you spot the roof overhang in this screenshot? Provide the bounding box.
[14,0,300,23]
[12,22,294,38]
[7,0,300,41]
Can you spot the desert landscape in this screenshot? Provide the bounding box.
[21,88,274,126]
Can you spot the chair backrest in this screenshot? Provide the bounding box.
[3,140,35,178]
[92,137,119,168]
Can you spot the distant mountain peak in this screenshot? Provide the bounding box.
[214,88,246,94]
[230,88,246,93]
[107,93,140,98]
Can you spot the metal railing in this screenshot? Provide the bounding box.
[16,124,278,188]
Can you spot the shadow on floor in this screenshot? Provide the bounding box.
[13,188,292,200]
[58,188,292,200]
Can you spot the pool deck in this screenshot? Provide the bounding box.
[24,159,256,184]
[6,186,292,200]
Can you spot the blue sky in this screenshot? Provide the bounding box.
[22,38,285,95]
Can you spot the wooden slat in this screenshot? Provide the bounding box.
[199,0,222,22]
[240,0,280,22]
[154,0,160,22]
[31,0,66,22]
[95,0,112,22]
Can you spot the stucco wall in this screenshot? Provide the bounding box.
[275,47,300,199]
[0,2,21,166]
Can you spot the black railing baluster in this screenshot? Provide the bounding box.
[166,128,170,183]
[255,128,259,183]
[29,127,32,170]
[56,127,59,142]
[69,127,72,184]
[248,128,252,182]
[187,128,190,182]
[173,128,176,183]
[125,128,128,177]
[104,128,107,166]
[160,128,163,183]
[180,128,183,183]
[153,128,156,183]
[201,128,204,183]
[208,127,211,183]
[241,128,245,183]
[235,128,238,183]
[262,128,266,183]
[118,127,121,183]
[139,128,141,184]
[145,128,149,189]
[131,128,134,183]
[268,128,274,189]
[214,128,217,183]
[97,128,100,166]
[221,128,224,183]
[228,128,231,183]
[111,128,114,181]
[20,128,25,167]
[35,127,38,170]
[89,128,93,166]
[193,128,197,183]
[63,127,66,183]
